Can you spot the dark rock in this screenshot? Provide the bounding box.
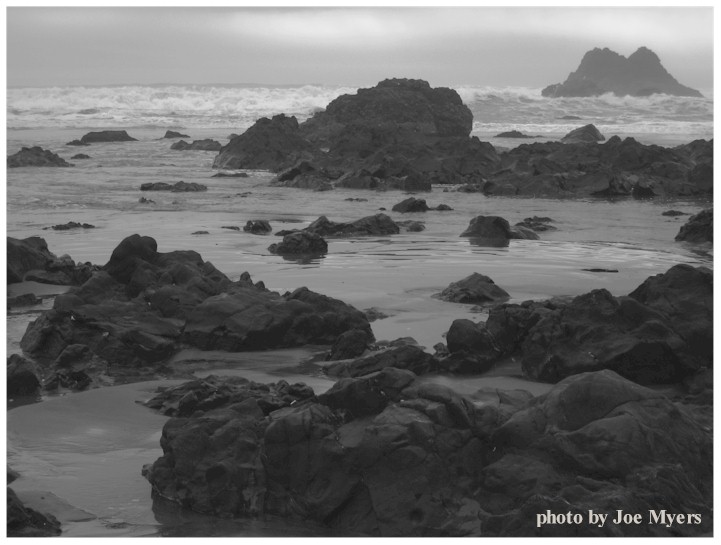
[7,293,41,308]
[192,231,209,235]
[396,220,425,232]
[662,209,688,217]
[213,114,316,171]
[675,209,712,242]
[561,124,605,144]
[66,139,89,146]
[70,153,91,160]
[79,130,137,143]
[542,46,703,98]
[44,221,95,231]
[582,268,619,273]
[7,147,73,168]
[138,197,155,204]
[433,204,453,211]
[140,181,207,192]
[7,354,41,396]
[326,328,373,361]
[211,171,249,178]
[391,197,429,213]
[243,220,272,235]
[268,232,328,256]
[306,213,400,238]
[459,216,515,246]
[325,344,439,378]
[494,130,538,138]
[7,237,97,285]
[436,273,510,305]
[514,216,557,232]
[163,130,190,139]
[170,139,222,151]
[222,225,240,231]
[7,488,62,537]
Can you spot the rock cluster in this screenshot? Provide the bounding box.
[7,236,97,285]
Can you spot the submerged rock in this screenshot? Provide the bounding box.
[675,209,712,242]
[140,181,207,192]
[44,221,95,231]
[7,147,73,168]
[170,139,222,151]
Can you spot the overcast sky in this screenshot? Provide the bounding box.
[6,6,714,91]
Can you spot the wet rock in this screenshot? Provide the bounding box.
[460,215,538,245]
[396,220,425,232]
[44,221,95,231]
[326,328,373,361]
[138,197,155,204]
[66,139,89,146]
[7,354,41,396]
[436,273,510,305]
[268,232,328,257]
[79,130,137,143]
[7,147,73,168]
[7,237,97,285]
[170,139,222,151]
[391,197,429,213]
[325,344,439,378]
[243,220,272,235]
[191,231,209,235]
[163,130,190,139]
[140,181,207,192]
[213,114,316,171]
[514,216,557,232]
[662,209,688,216]
[561,124,605,144]
[7,488,62,537]
[21,234,372,369]
[305,213,400,237]
[675,209,712,242]
[71,153,91,160]
[212,171,249,178]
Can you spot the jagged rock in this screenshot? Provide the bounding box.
[79,130,137,143]
[7,237,97,285]
[542,46,703,98]
[170,139,222,151]
[675,209,712,242]
[44,222,95,231]
[305,213,400,238]
[140,181,207,192]
[7,147,73,168]
[436,273,510,305]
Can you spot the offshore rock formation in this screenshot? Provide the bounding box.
[19,234,372,380]
[7,146,73,168]
[214,79,501,188]
[170,139,222,151]
[78,130,137,143]
[143,367,712,536]
[542,47,703,97]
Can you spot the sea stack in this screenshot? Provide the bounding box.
[543,46,703,98]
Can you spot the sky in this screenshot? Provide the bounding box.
[5,5,715,91]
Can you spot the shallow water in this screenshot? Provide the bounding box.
[6,120,713,536]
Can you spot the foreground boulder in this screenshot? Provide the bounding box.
[7,236,97,285]
[20,234,372,373]
[143,368,711,536]
[675,209,712,242]
[7,147,73,168]
[442,264,712,384]
[542,46,703,98]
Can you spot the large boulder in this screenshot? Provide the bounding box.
[441,264,712,385]
[542,47,703,98]
[20,234,372,373]
[143,367,712,536]
[212,114,316,171]
[675,209,712,242]
[7,147,73,168]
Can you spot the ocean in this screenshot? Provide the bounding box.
[6,83,714,537]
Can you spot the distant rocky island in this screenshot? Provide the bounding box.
[543,46,703,98]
